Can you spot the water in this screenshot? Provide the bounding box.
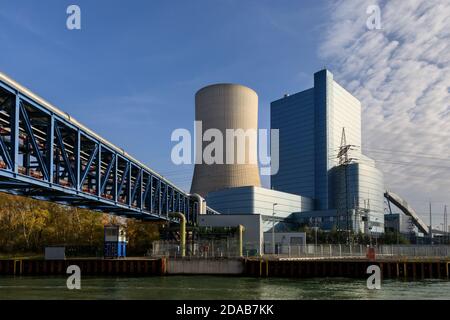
[0,276,449,300]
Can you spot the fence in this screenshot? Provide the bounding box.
[65,245,103,258]
[263,244,450,259]
[151,240,242,258]
[151,240,450,259]
[375,245,450,258]
[263,244,367,258]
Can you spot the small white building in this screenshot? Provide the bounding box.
[263,232,306,254]
[199,186,313,255]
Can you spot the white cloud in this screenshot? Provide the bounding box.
[320,0,450,223]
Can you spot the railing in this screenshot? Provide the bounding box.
[265,244,450,259]
[150,241,450,259]
[375,245,450,258]
[264,244,367,258]
[151,240,243,258]
[65,245,103,258]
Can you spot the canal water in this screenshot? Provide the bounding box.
[0,276,449,300]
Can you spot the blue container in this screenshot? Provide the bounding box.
[104,241,127,258]
[104,225,127,258]
[104,241,118,258]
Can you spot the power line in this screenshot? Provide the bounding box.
[364,147,450,161]
[328,155,450,171]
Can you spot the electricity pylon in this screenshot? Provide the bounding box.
[336,127,359,244]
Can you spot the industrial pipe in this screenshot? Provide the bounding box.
[169,212,186,257]
[190,193,206,218]
[238,225,245,257]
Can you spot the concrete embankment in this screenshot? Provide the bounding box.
[1,257,449,280]
[167,258,243,275]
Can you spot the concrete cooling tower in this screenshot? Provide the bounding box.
[190,83,261,197]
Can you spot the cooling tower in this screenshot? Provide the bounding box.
[190,83,261,197]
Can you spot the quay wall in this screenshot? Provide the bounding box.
[167,258,243,275]
[1,258,449,280]
[0,259,165,276]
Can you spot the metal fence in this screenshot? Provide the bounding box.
[151,240,242,258]
[65,245,103,258]
[263,244,367,258]
[264,244,450,259]
[375,245,450,258]
[151,240,450,259]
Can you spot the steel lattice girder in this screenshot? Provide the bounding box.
[0,78,198,223]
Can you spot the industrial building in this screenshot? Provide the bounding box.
[385,213,414,235]
[201,186,311,254]
[194,69,432,250]
[271,69,385,234]
[205,186,312,218]
[190,83,311,253]
[190,83,261,197]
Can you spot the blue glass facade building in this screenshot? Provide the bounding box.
[271,69,385,233]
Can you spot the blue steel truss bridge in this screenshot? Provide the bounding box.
[0,72,215,224]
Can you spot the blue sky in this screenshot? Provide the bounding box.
[0,0,327,190]
[1,0,449,225]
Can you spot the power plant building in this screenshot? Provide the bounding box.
[205,186,313,218]
[271,69,385,234]
[190,84,261,197]
[201,186,312,254]
[194,70,386,239]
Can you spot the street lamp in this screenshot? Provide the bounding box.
[272,203,278,255]
[314,219,318,247]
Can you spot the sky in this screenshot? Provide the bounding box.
[0,0,448,227]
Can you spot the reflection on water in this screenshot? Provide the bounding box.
[0,276,449,300]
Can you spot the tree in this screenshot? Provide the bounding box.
[0,192,162,256]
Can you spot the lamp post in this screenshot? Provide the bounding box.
[272,203,278,255]
[315,220,318,247]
